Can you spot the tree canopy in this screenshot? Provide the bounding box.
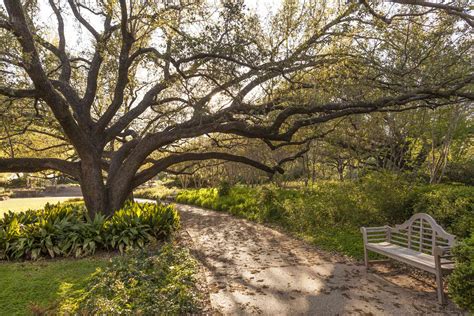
[0,0,472,214]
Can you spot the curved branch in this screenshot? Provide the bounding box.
[4,0,91,156]
[132,152,283,188]
[0,87,37,98]
[67,0,100,39]
[95,0,134,132]
[0,158,80,179]
[82,15,116,111]
[363,0,474,27]
[48,0,71,82]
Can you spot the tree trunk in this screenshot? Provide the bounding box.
[107,177,134,214]
[80,157,110,216]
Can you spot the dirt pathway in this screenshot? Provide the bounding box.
[177,204,462,315]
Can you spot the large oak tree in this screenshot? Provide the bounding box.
[0,0,472,215]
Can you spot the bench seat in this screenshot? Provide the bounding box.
[366,242,454,272]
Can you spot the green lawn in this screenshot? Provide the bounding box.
[0,257,108,315]
[0,197,80,215]
[0,197,101,314]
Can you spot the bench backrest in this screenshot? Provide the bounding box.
[390,213,455,255]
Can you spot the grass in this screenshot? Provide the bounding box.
[0,197,80,215]
[297,226,364,259]
[0,257,108,315]
[0,197,102,315]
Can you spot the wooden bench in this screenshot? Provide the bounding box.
[361,213,456,304]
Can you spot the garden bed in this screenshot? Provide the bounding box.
[0,200,207,314]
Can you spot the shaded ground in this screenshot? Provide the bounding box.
[177,204,462,315]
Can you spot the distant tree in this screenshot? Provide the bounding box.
[0,0,472,214]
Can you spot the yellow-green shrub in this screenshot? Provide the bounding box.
[408,185,474,238]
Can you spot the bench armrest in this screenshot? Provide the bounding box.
[434,246,453,258]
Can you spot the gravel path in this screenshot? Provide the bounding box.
[176,203,462,315]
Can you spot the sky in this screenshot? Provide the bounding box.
[33,0,284,51]
[245,0,281,15]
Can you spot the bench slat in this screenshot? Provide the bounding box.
[366,242,455,272]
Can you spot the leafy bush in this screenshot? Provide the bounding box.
[61,243,201,314]
[106,202,179,253]
[134,185,178,202]
[408,184,474,238]
[3,176,27,188]
[444,160,474,185]
[448,235,474,312]
[0,202,179,260]
[176,175,473,260]
[218,181,231,197]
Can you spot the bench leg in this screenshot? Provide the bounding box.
[435,271,445,304]
[363,244,369,269]
[434,255,445,304]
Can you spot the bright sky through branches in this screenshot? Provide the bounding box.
[34,0,282,52]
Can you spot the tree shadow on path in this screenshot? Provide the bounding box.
[178,204,462,315]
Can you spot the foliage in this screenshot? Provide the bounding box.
[0,0,472,216]
[176,174,473,259]
[61,244,201,315]
[448,235,474,312]
[444,160,474,185]
[0,176,27,189]
[408,184,474,238]
[134,184,178,202]
[218,181,231,197]
[0,202,179,260]
[107,203,180,253]
[0,257,107,315]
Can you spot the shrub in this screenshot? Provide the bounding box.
[408,184,474,238]
[358,172,412,224]
[134,185,178,201]
[61,243,201,314]
[4,176,27,188]
[448,235,474,312]
[260,186,286,221]
[0,202,180,260]
[444,160,474,185]
[105,202,179,253]
[218,181,231,197]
